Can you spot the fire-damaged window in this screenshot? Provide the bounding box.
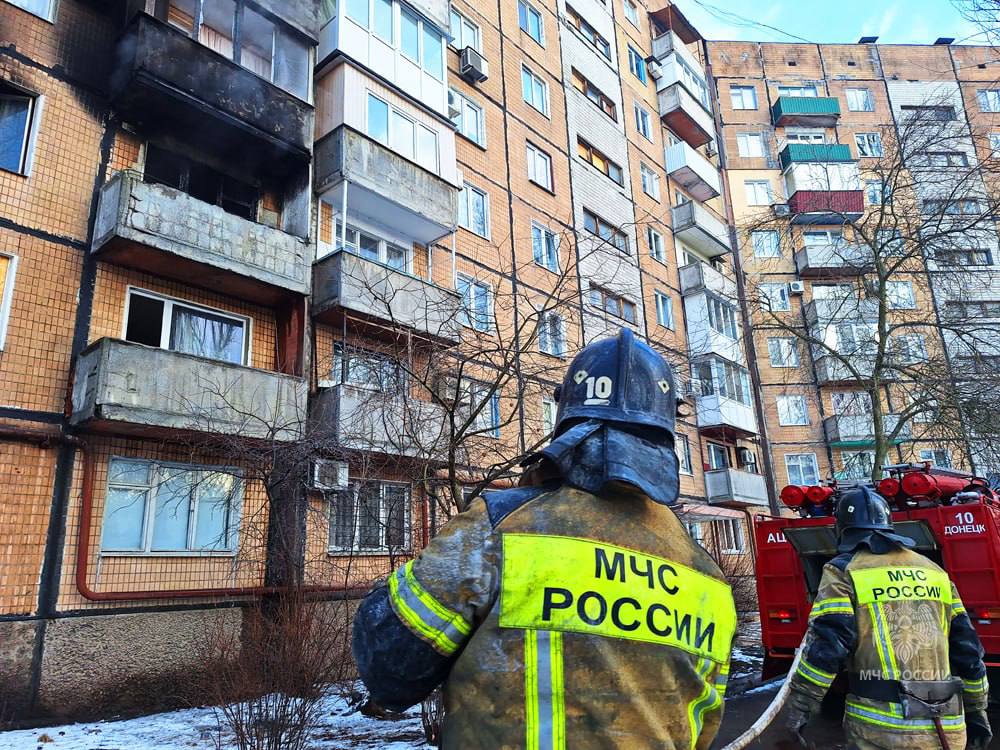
[0,81,39,175]
[125,288,249,366]
[329,481,410,553]
[159,0,311,100]
[100,458,242,554]
[144,144,262,221]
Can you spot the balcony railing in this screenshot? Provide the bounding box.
[70,339,307,441]
[671,201,731,258]
[696,394,758,437]
[312,250,462,345]
[779,143,855,170]
[679,262,738,299]
[110,13,311,171]
[795,242,874,277]
[315,126,458,246]
[787,190,865,224]
[92,172,310,303]
[657,78,715,148]
[311,384,446,458]
[771,96,841,126]
[824,414,911,446]
[665,141,721,201]
[706,469,769,507]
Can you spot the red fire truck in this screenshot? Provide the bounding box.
[755,463,1000,678]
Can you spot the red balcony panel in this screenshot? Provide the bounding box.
[788,190,864,216]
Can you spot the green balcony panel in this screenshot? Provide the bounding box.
[771,96,841,126]
[779,143,854,170]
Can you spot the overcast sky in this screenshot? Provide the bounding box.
[676,0,988,46]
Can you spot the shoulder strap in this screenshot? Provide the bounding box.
[483,482,560,528]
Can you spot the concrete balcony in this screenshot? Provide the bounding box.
[805,297,879,326]
[657,80,715,148]
[771,96,841,127]
[315,126,458,247]
[665,141,721,201]
[814,355,877,384]
[795,242,874,277]
[672,201,731,258]
[70,339,306,441]
[706,469,769,507]
[696,394,758,438]
[109,13,311,175]
[92,172,310,304]
[651,30,704,77]
[824,414,911,446]
[311,384,446,459]
[312,250,462,345]
[679,262,737,299]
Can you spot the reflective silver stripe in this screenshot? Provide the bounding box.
[536,630,554,750]
[389,566,466,654]
[846,702,965,731]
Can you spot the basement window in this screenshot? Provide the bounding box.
[160,0,310,100]
[100,458,242,554]
[124,288,249,366]
[144,144,261,222]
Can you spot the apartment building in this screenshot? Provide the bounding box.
[708,38,1000,491]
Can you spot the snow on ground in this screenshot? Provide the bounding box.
[0,692,431,750]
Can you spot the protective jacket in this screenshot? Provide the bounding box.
[789,546,988,750]
[353,482,737,750]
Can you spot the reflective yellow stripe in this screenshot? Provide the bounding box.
[850,566,951,606]
[524,630,565,750]
[796,657,836,688]
[686,658,722,750]
[716,660,731,697]
[500,534,736,664]
[810,597,854,619]
[846,701,964,731]
[387,562,468,656]
[964,676,989,694]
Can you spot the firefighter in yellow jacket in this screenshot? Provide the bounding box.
[787,485,992,750]
[353,329,737,749]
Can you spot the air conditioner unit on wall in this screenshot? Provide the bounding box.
[460,47,489,83]
[772,203,791,217]
[646,58,663,79]
[312,460,349,491]
[789,280,806,295]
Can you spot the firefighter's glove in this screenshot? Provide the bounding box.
[785,692,819,747]
[966,709,992,750]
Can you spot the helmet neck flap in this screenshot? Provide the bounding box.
[522,418,680,506]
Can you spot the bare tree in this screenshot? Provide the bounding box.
[742,95,1000,482]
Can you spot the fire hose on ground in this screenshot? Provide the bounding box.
[719,647,805,750]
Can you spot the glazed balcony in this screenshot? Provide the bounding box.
[657,77,715,148]
[92,172,310,304]
[706,469,769,507]
[311,384,446,459]
[779,143,855,170]
[671,201,731,258]
[70,339,307,441]
[787,190,865,224]
[315,126,458,247]
[679,262,737,299]
[109,13,311,175]
[651,30,704,75]
[312,250,462,345]
[824,414,911,447]
[814,355,877,384]
[665,141,721,201]
[805,297,879,326]
[771,96,841,127]
[696,394,758,438]
[795,242,874,277]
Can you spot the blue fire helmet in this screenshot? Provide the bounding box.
[554,328,678,441]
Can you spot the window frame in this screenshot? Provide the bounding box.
[123,287,252,366]
[919,448,952,468]
[885,280,916,310]
[654,290,674,329]
[745,180,774,206]
[0,85,40,176]
[730,85,758,110]
[541,397,557,435]
[647,226,666,263]
[639,162,660,200]
[456,272,494,332]
[624,0,640,26]
[583,208,629,254]
[449,88,486,146]
[449,7,482,51]
[760,282,790,312]
[538,310,567,357]
[786,453,820,486]
[572,69,617,121]
[751,229,781,258]
[460,378,502,438]
[517,0,545,46]
[845,87,875,112]
[521,64,550,116]
[0,252,18,351]
[778,85,818,98]
[855,132,884,158]
[566,5,611,59]
[634,102,653,141]
[5,0,55,22]
[715,518,745,554]
[100,457,243,556]
[321,212,414,272]
[777,394,809,426]
[531,221,560,272]
[736,132,765,158]
[767,336,800,368]
[676,434,693,475]
[328,480,411,554]
[526,141,554,191]
[366,92,439,172]
[588,284,638,324]
[577,138,624,186]
[628,44,648,84]
[458,182,491,238]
